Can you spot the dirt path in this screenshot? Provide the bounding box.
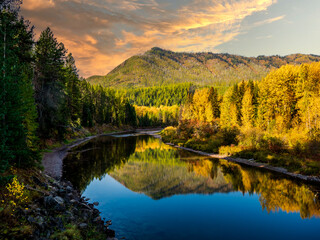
[42,136,97,179]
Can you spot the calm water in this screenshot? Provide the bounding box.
[63,134,320,240]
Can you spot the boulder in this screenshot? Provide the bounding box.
[44,195,65,211]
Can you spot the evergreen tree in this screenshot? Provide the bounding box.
[0,3,39,178]
[34,27,67,138]
[64,53,81,125]
[208,87,220,119]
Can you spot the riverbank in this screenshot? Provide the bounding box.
[43,129,137,179]
[152,132,320,184]
[0,127,138,239]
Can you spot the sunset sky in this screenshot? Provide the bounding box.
[21,0,320,77]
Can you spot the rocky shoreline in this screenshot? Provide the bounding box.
[20,174,116,240]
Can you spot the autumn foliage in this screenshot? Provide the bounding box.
[162,62,320,175]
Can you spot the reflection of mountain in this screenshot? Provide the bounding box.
[110,152,234,199]
[63,134,320,219]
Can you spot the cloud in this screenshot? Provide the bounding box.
[21,0,278,77]
[253,15,285,27]
[256,35,273,39]
[22,0,55,10]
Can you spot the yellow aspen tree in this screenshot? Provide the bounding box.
[241,88,255,128]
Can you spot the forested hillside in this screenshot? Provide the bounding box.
[88,47,320,90]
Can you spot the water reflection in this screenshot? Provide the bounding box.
[63,135,320,219]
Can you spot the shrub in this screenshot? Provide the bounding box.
[237,127,264,150]
[261,136,285,153]
[1,177,29,212]
[219,127,239,146]
[192,121,219,140]
[177,120,195,140]
[161,126,177,142]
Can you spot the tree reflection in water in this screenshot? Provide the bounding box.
[63,135,320,219]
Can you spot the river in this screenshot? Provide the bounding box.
[62,133,320,240]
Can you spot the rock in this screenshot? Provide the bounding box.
[93,216,101,223]
[67,193,74,198]
[66,186,73,192]
[81,209,93,221]
[58,188,66,196]
[64,180,73,187]
[105,229,116,237]
[35,216,45,229]
[53,196,64,205]
[70,199,78,205]
[93,208,100,217]
[79,223,88,229]
[106,220,112,226]
[43,195,54,207]
[79,202,92,210]
[27,216,36,223]
[21,176,115,239]
[44,195,65,211]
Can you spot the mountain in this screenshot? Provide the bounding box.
[87,47,320,89]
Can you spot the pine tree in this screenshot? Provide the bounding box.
[64,53,81,126]
[208,87,220,119]
[34,27,67,138]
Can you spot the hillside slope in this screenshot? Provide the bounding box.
[87,47,320,89]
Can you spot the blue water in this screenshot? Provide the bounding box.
[63,134,320,240]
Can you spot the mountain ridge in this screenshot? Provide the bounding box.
[87,47,320,89]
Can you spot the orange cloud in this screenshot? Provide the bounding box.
[22,0,55,10]
[21,0,278,77]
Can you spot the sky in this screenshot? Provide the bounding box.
[21,0,320,77]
